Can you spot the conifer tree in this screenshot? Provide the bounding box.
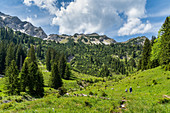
[27,45,36,62]
[141,38,151,70]
[46,48,51,71]
[5,60,20,95]
[160,16,170,67]
[19,57,29,92]
[5,42,15,67]
[49,63,63,89]
[58,54,67,78]
[20,46,44,96]
[64,64,71,80]
[16,44,26,70]
[0,41,6,74]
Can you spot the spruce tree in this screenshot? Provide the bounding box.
[0,41,6,74]
[58,54,67,78]
[27,45,36,62]
[5,42,15,67]
[49,63,63,89]
[141,38,151,70]
[64,64,71,80]
[16,44,26,70]
[46,48,51,71]
[19,57,29,92]
[160,17,170,67]
[5,60,20,95]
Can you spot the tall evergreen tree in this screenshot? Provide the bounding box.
[4,60,20,95]
[160,16,170,67]
[27,45,36,62]
[5,42,15,67]
[16,44,26,70]
[64,64,71,80]
[58,54,67,78]
[19,57,29,92]
[141,38,151,70]
[46,48,51,71]
[0,41,6,74]
[49,63,63,89]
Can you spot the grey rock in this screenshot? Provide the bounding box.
[0,12,47,39]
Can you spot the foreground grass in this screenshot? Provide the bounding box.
[0,66,170,112]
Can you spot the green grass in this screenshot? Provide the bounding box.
[0,66,169,112]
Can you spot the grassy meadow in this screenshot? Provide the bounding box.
[0,65,170,113]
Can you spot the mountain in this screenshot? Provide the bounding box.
[0,12,47,39]
[45,33,117,45]
[121,36,147,45]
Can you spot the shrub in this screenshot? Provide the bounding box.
[89,91,93,95]
[58,87,67,96]
[84,101,92,107]
[152,80,157,85]
[101,91,107,97]
[0,102,13,110]
[15,97,23,103]
[159,98,170,104]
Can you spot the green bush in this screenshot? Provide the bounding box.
[159,98,170,104]
[0,102,13,110]
[58,87,67,96]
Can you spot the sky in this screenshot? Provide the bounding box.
[0,0,169,42]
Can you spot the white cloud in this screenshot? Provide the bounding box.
[118,18,152,36]
[23,16,51,27]
[23,0,58,15]
[23,0,152,36]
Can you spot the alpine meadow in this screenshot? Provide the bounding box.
[0,0,170,113]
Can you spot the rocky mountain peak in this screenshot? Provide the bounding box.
[0,12,47,39]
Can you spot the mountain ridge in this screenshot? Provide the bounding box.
[0,11,147,45]
[0,12,47,39]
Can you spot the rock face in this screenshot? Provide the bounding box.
[121,36,147,45]
[45,33,117,45]
[0,12,47,39]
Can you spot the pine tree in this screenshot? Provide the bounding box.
[49,63,63,89]
[64,64,71,80]
[34,69,44,97]
[16,44,26,70]
[19,57,29,92]
[37,44,42,58]
[27,45,36,62]
[5,42,15,67]
[141,38,151,70]
[20,46,44,96]
[4,60,20,95]
[0,41,6,74]
[160,17,170,67]
[46,48,51,71]
[58,54,67,78]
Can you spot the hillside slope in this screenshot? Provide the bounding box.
[0,67,169,112]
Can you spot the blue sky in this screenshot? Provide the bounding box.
[0,0,169,42]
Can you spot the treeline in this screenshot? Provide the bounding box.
[138,16,170,71]
[0,27,143,77]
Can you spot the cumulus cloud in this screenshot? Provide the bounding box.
[23,16,51,27]
[23,0,152,36]
[118,18,151,36]
[23,0,58,15]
